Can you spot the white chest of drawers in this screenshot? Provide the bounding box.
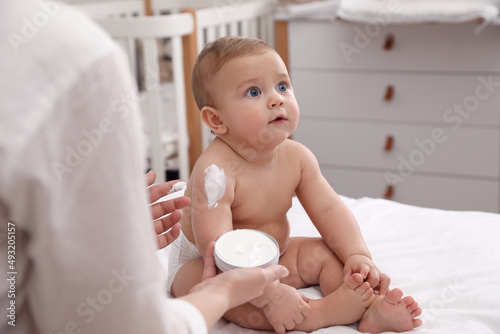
[288,18,500,212]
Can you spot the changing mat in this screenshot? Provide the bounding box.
[337,0,500,24]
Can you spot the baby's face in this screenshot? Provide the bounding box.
[211,50,300,149]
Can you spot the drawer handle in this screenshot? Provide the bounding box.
[384,85,394,101]
[383,33,395,51]
[384,185,394,199]
[384,135,394,151]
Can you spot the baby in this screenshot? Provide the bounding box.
[168,36,422,333]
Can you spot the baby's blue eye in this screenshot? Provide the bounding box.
[246,88,260,97]
[277,83,288,92]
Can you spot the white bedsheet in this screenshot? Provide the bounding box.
[206,196,500,334]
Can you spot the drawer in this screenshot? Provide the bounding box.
[322,168,499,213]
[294,120,500,178]
[293,71,500,126]
[289,20,500,73]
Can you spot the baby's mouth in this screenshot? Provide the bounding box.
[269,115,287,123]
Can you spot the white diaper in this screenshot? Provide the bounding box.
[167,229,202,292]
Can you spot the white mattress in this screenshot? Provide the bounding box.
[205,196,500,334]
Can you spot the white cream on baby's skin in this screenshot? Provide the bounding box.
[215,230,279,268]
[204,164,227,209]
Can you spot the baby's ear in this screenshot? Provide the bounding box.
[201,106,227,135]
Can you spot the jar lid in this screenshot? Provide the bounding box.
[214,229,279,272]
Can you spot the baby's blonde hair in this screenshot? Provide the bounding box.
[192,36,273,110]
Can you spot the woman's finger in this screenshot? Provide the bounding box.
[145,170,156,187]
[201,241,217,281]
[148,179,186,204]
[151,196,190,221]
[153,210,183,234]
[156,223,181,249]
[262,265,289,285]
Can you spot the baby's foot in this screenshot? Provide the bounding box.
[321,273,375,325]
[358,288,422,333]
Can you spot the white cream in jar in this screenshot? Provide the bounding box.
[214,229,279,272]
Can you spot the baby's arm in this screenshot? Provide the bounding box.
[190,162,236,259]
[293,142,389,294]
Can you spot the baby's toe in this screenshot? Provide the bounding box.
[409,304,422,317]
[355,281,371,294]
[363,288,376,305]
[412,318,423,328]
[401,295,415,307]
[346,273,364,290]
[385,288,403,304]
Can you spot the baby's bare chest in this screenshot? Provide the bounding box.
[231,171,297,225]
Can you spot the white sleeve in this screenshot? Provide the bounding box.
[167,299,208,334]
[0,7,207,334]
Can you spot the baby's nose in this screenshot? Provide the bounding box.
[268,93,285,109]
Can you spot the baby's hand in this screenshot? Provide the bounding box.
[343,254,390,296]
[259,283,311,334]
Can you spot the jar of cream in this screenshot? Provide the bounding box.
[214,229,280,272]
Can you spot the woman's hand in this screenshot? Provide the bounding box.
[190,241,290,310]
[145,170,190,249]
[183,242,289,330]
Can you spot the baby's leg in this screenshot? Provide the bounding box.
[282,237,422,333]
[224,272,374,331]
[276,237,376,328]
[171,243,373,332]
[170,257,205,298]
[226,237,375,331]
[280,237,345,295]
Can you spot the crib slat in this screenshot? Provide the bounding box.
[206,26,216,44]
[170,35,189,180]
[249,18,258,38]
[229,21,238,36]
[265,14,275,46]
[142,38,165,182]
[240,20,250,37]
[124,38,138,81]
[259,17,266,39]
